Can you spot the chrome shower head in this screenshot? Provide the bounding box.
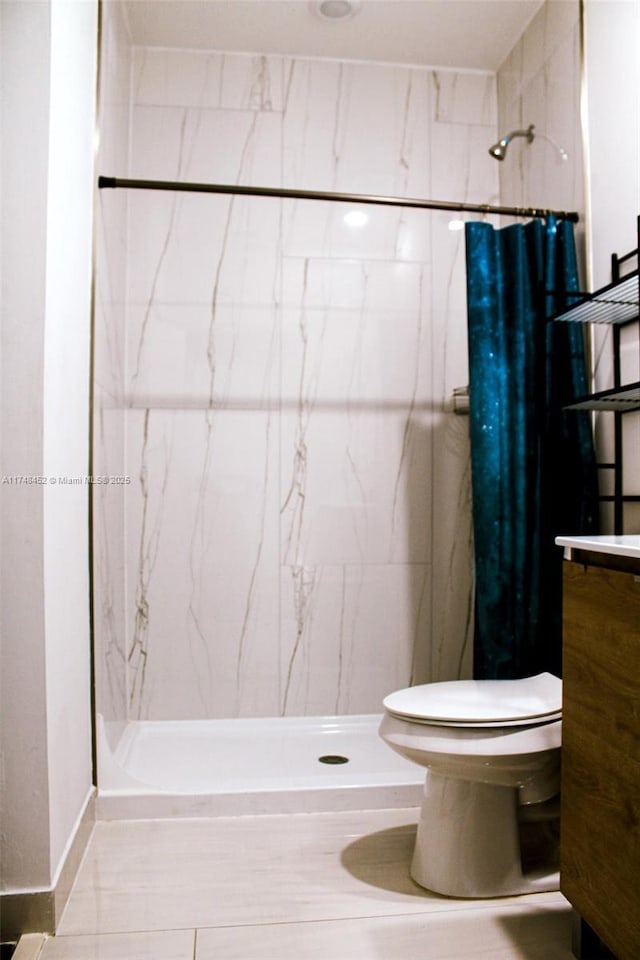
[488,124,535,161]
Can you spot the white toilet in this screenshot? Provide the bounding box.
[379,672,562,898]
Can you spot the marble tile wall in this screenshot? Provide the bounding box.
[496,0,583,224]
[96,40,500,721]
[93,1,132,743]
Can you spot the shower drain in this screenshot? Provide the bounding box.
[318,754,349,764]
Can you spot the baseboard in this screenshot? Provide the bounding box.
[0,790,95,942]
[51,788,96,930]
[13,935,48,960]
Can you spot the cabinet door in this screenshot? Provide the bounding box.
[561,561,640,960]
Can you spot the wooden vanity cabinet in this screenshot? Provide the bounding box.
[561,553,640,960]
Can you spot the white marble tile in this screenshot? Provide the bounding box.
[432,70,497,127]
[129,104,282,186]
[280,405,433,567]
[521,3,548,91]
[332,63,432,198]
[282,256,430,316]
[277,253,434,601]
[427,212,474,682]
[129,105,190,181]
[430,121,500,206]
[283,58,431,198]
[522,0,578,97]
[195,901,574,959]
[520,69,572,212]
[280,258,432,402]
[282,202,432,265]
[93,0,131,731]
[126,190,281,309]
[93,292,125,405]
[219,52,284,111]
[282,56,433,265]
[427,410,474,684]
[92,414,128,724]
[133,49,285,112]
[543,0,581,54]
[279,564,431,715]
[282,57,344,191]
[57,809,568,937]
[531,28,582,213]
[41,930,195,960]
[124,407,281,720]
[185,109,282,187]
[99,3,132,154]
[134,48,223,109]
[127,303,280,407]
[498,40,525,115]
[428,212,471,399]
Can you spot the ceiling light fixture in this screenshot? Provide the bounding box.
[310,1,362,21]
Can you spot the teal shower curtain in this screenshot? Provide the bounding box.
[465,216,599,680]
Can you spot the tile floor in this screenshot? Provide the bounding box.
[35,807,575,959]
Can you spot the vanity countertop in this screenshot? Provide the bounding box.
[556,534,640,560]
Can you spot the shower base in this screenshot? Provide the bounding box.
[96,713,423,820]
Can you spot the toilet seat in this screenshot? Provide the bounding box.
[383,672,562,728]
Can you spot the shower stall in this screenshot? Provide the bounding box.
[93,33,496,815]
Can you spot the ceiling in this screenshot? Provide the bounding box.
[122,0,546,72]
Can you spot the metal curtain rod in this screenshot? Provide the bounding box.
[97,176,580,223]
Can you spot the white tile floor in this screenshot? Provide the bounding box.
[37,808,576,959]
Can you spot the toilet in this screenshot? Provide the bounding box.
[379,672,562,898]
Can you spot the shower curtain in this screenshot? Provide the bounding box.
[465,216,599,680]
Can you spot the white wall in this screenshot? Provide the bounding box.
[1,0,52,894]
[43,0,97,881]
[583,0,640,288]
[0,0,97,913]
[584,0,640,533]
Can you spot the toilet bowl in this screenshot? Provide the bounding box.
[379,673,562,898]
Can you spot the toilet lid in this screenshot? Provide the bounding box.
[383,673,562,726]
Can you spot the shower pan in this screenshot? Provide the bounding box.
[96,714,424,819]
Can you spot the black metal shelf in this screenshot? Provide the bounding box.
[554,217,639,534]
[551,271,638,326]
[565,380,640,412]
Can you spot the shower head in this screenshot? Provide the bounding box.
[488,124,535,161]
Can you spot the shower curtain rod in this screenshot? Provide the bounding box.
[97,176,580,222]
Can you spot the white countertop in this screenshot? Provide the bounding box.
[556,535,640,560]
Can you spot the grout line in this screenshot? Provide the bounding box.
[190,895,571,934]
[54,893,570,943]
